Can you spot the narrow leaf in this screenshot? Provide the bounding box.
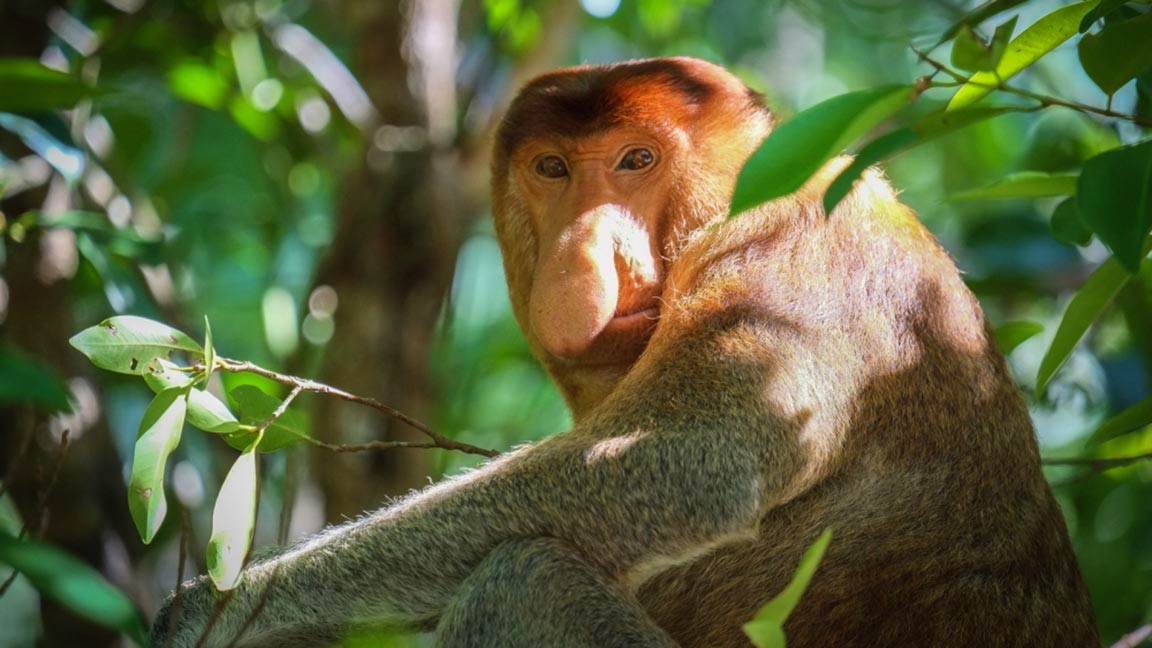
[226,385,309,452]
[1036,257,1131,395]
[824,106,1017,214]
[0,347,72,412]
[1078,12,1152,96]
[730,86,912,216]
[1089,396,1152,445]
[994,321,1044,354]
[128,387,188,543]
[203,316,216,387]
[0,59,102,112]
[143,360,240,433]
[948,1,1101,110]
[1077,139,1152,273]
[950,171,1078,201]
[0,531,147,645]
[1050,198,1093,246]
[70,316,202,376]
[207,449,259,590]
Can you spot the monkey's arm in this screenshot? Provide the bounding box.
[155,328,803,647]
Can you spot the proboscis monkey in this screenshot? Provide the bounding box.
[152,58,1098,647]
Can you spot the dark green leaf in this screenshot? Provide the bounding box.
[207,449,259,590]
[994,321,1044,354]
[1050,198,1093,246]
[1077,139,1152,272]
[0,347,72,412]
[1089,396,1152,445]
[70,316,202,376]
[128,387,188,543]
[1037,257,1131,395]
[226,385,310,452]
[19,211,164,263]
[948,1,1101,110]
[0,59,101,112]
[0,531,147,645]
[731,86,912,216]
[824,107,1017,214]
[950,171,1078,200]
[936,0,1027,46]
[951,17,1017,72]
[143,360,240,433]
[1079,0,1131,32]
[1078,12,1152,96]
[743,529,833,648]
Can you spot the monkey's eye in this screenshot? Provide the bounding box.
[617,148,655,171]
[535,156,569,179]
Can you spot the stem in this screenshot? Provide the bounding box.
[214,358,499,458]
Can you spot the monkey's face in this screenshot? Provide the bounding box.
[492,58,773,414]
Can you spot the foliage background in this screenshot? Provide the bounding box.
[0,0,1150,645]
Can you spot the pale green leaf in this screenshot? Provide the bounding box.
[730,86,912,216]
[128,387,188,544]
[203,315,216,387]
[948,1,1101,110]
[0,531,147,645]
[742,619,787,648]
[207,449,260,590]
[750,528,833,624]
[70,316,201,376]
[950,171,1078,201]
[1037,257,1131,395]
[143,360,240,433]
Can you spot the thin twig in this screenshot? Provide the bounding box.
[0,430,71,598]
[1044,451,1152,487]
[912,47,1152,127]
[162,510,192,648]
[1112,624,1152,648]
[193,590,235,648]
[221,565,282,648]
[215,358,499,458]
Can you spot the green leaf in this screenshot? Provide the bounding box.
[143,360,240,433]
[128,387,188,544]
[994,321,1044,354]
[203,316,216,387]
[1078,12,1152,96]
[936,0,1028,47]
[950,171,1078,201]
[0,59,101,112]
[1079,0,1131,32]
[17,211,163,263]
[742,528,833,647]
[70,316,202,376]
[951,17,1017,72]
[168,61,229,110]
[207,449,259,590]
[1050,198,1093,246]
[948,1,1101,110]
[824,107,1017,214]
[1077,140,1152,273]
[226,385,310,452]
[1037,257,1131,395]
[0,347,72,412]
[0,531,147,645]
[1089,396,1152,445]
[730,86,912,216]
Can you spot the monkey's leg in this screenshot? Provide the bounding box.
[436,538,677,648]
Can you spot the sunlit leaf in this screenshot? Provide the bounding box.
[168,61,229,109]
[143,360,240,433]
[0,531,147,645]
[824,106,1017,213]
[70,316,202,376]
[1077,139,1152,273]
[948,1,1101,110]
[1089,396,1152,445]
[0,347,72,412]
[128,387,188,544]
[994,321,1044,354]
[226,385,310,452]
[1078,12,1152,96]
[19,210,163,262]
[1050,198,1092,246]
[203,315,216,387]
[950,171,1078,200]
[731,86,912,216]
[207,449,259,590]
[1036,257,1131,396]
[742,529,833,648]
[0,59,102,112]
